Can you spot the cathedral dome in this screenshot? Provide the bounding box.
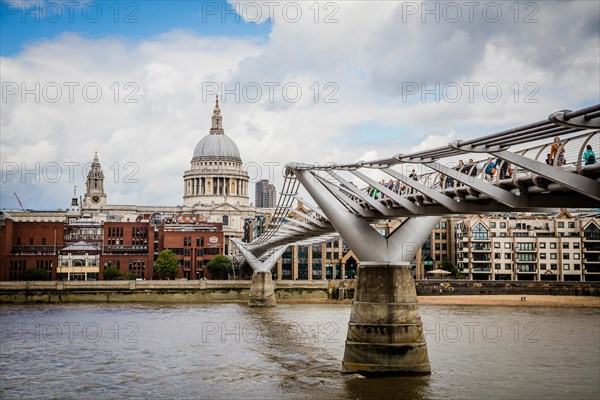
[193,133,241,161]
[192,96,241,162]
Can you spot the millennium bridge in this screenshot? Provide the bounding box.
[233,104,600,376]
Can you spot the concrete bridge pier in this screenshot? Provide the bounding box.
[248,271,276,307]
[342,263,430,375]
[293,168,439,375]
[231,240,287,307]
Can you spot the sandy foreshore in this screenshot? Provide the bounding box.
[277,295,600,307]
[417,295,600,308]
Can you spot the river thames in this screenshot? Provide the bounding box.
[1,303,598,400]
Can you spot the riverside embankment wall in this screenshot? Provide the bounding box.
[0,280,598,303]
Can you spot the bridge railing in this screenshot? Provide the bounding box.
[245,104,599,253]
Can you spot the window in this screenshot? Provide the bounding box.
[574,264,581,270]
[568,222,575,229]
[495,263,501,270]
[540,264,547,270]
[442,233,447,240]
[563,242,569,249]
[504,243,511,249]
[563,264,570,270]
[441,222,446,229]
[504,264,511,270]
[540,253,546,259]
[540,242,546,249]
[550,243,557,249]
[558,222,564,228]
[574,253,580,260]
[222,215,229,226]
[494,253,501,259]
[504,254,512,259]
[435,233,440,240]
[494,243,500,248]
[563,254,569,260]
[551,264,558,270]
[491,222,496,228]
[517,243,535,251]
[517,253,535,261]
[500,222,506,229]
[550,254,557,260]
[573,242,580,249]
[500,233,507,237]
[472,223,489,240]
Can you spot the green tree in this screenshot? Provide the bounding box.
[20,268,49,281]
[206,255,233,280]
[155,250,179,279]
[103,267,124,280]
[440,258,463,279]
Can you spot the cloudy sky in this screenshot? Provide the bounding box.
[1,0,599,210]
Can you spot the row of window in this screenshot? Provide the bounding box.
[183,237,206,247]
[479,263,584,271]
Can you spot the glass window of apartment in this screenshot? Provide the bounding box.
[563,242,569,249]
[568,222,575,229]
[442,244,447,250]
[495,263,501,269]
[574,264,581,270]
[558,222,564,228]
[563,254,570,260]
[494,242,500,248]
[550,254,557,260]
[494,253,501,259]
[435,233,440,240]
[500,233,507,237]
[442,233,447,240]
[500,222,506,228]
[564,264,570,270]
[574,253,580,259]
[550,243,557,249]
[551,264,558,270]
[491,222,496,228]
[573,242,580,249]
[504,243,511,249]
[540,253,546,259]
[435,223,440,229]
[472,223,489,240]
[504,254,511,259]
[540,242,546,249]
[540,264,547,270]
[441,222,446,229]
[504,264,511,270]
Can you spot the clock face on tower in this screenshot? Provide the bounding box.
[91,194,101,204]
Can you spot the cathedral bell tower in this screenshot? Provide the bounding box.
[83,151,107,208]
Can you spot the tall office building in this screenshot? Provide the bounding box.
[255,179,277,208]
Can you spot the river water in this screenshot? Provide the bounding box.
[0,303,598,400]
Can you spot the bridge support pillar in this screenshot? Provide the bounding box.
[248,271,276,307]
[231,239,287,307]
[342,263,430,375]
[293,168,438,375]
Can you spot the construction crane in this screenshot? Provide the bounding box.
[13,192,24,210]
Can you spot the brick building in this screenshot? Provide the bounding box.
[0,211,224,281]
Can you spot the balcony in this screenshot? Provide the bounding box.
[471,244,490,252]
[517,266,537,273]
[11,245,57,255]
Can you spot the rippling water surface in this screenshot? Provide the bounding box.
[1,303,598,400]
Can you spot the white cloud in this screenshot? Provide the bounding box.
[1,1,599,210]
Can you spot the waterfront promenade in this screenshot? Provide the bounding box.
[1,279,599,305]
